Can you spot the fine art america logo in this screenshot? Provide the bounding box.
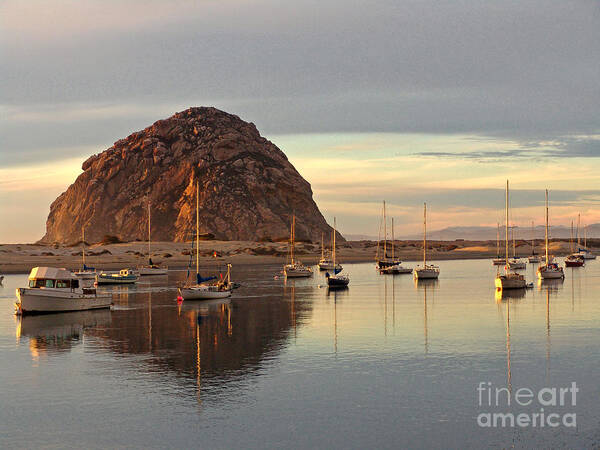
[476,382,578,428]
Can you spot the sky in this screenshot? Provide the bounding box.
[1,0,599,242]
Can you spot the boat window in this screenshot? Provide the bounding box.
[33,279,47,288]
[29,280,36,288]
[44,279,55,288]
[72,280,79,289]
[56,280,70,288]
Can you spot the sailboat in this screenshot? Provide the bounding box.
[318,231,342,271]
[492,223,506,265]
[138,201,168,276]
[575,219,596,259]
[326,217,349,288]
[376,201,401,269]
[495,181,527,290]
[179,182,233,299]
[380,218,412,274]
[565,220,584,267]
[73,226,97,279]
[414,203,440,280]
[283,215,313,278]
[527,221,540,263]
[537,190,564,280]
[507,225,526,269]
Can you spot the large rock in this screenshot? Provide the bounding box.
[40,107,340,244]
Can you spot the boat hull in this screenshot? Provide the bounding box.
[326,276,349,288]
[318,262,341,271]
[507,262,526,270]
[284,268,313,278]
[492,259,506,266]
[537,270,564,279]
[16,288,112,314]
[138,267,168,276]
[414,268,440,279]
[495,275,527,290]
[179,286,231,300]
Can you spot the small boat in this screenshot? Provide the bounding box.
[72,227,98,279]
[379,218,412,274]
[326,218,349,289]
[15,267,112,314]
[318,232,341,271]
[565,254,584,267]
[414,203,440,280]
[283,215,313,278]
[507,225,526,269]
[496,181,527,290]
[537,189,564,280]
[179,181,233,300]
[96,269,139,285]
[138,201,168,276]
[527,221,540,263]
[376,200,402,269]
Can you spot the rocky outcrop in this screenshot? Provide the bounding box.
[40,107,339,244]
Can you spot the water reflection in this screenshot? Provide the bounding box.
[415,278,437,354]
[16,309,112,356]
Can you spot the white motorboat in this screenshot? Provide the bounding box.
[283,215,313,278]
[325,217,349,288]
[138,201,168,276]
[414,203,440,280]
[179,181,233,300]
[15,267,112,314]
[96,269,139,285]
[537,189,564,280]
[496,181,527,290]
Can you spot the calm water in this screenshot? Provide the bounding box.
[1,260,599,449]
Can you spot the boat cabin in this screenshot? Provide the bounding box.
[26,267,95,292]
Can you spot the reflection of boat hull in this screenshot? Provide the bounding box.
[16,288,112,314]
[138,267,168,276]
[414,267,440,279]
[18,309,112,339]
[179,286,232,300]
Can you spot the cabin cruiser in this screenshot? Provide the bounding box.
[16,267,111,314]
[96,269,139,285]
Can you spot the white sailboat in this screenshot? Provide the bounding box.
[376,200,401,269]
[283,215,313,278]
[138,201,168,276]
[507,225,526,269]
[318,231,342,271]
[537,189,564,280]
[380,218,412,274]
[414,203,440,280]
[495,181,527,290]
[527,221,540,263]
[179,182,233,299]
[326,217,349,288]
[492,222,506,265]
[16,267,112,314]
[73,226,97,279]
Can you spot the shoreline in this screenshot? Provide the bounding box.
[0,239,584,275]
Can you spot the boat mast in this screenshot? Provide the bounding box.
[512,224,516,258]
[383,200,387,260]
[423,202,427,267]
[147,201,151,264]
[82,226,85,268]
[291,215,296,265]
[577,213,581,247]
[531,221,535,256]
[391,217,395,261]
[545,189,549,265]
[496,223,500,258]
[505,180,509,271]
[321,232,324,260]
[584,224,587,248]
[333,217,337,267]
[570,220,574,254]
[196,181,199,276]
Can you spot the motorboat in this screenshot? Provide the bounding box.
[326,217,349,289]
[414,203,440,280]
[96,269,138,285]
[15,267,112,314]
[565,254,584,267]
